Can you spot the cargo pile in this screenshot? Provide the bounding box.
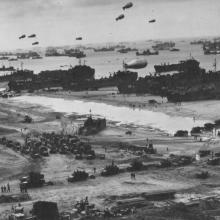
[0,132,100,160]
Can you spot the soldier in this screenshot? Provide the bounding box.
[85,196,88,205]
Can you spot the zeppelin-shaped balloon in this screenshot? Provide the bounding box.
[76,37,82,40]
[124,59,148,69]
[116,14,125,21]
[32,41,39,45]
[149,19,156,23]
[28,34,36,38]
[19,34,26,39]
[122,2,133,10]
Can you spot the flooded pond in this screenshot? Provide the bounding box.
[12,95,208,134]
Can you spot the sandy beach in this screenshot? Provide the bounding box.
[0,91,220,218]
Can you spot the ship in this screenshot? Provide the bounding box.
[117,48,137,53]
[203,41,220,55]
[45,48,66,57]
[152,42,175,51]
[0,65,15,71]
[94,47,115,52]
[8,57,18,61]
[169,48,180,52]
[204,49,220,55]
[154,59,200,73]
[0,56,9,60]
[136,49,159,56]
[65,49,86,58]
[17,51,42,59]
[190,40,208,45]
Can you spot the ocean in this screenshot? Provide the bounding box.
[0,39,219,78]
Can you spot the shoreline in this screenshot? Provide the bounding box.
[31,90,219,122]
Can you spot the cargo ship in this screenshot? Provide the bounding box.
[94,47,115,52]
[117,48,137,53]
[152,42,175,51]
[169,48,180,52]
[190,40,208,45]
[136,49,159,56]
[203,41,220,55]
[154,59,200,73]
[17,52,42,59]
[65,49,86,58]
[0,56,9,60]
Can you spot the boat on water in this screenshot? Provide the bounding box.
[136,49,159,56]
[169,48,180,52]
[0,56,9,60]
[204,49,220,55]
[65,49,86,58]
[0,65,15,71]
[152,42,175,51]
[94,47,115,52]
[117,48,137,53]
[154,59,200,73]
[203,41,220,55]
[8,58,18,61]
[17,51,42,59]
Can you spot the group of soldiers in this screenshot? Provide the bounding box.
[1,183,10,193]
[19,184,28,193]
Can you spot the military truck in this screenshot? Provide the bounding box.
[20,172,45,188]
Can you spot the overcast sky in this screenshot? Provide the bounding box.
[0,0,220,50]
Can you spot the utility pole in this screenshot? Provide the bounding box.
[20,61,24,70]
[214,57,217,72]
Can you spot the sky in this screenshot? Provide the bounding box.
[0,0,220,50]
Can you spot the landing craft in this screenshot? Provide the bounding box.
[76,37,82,40]
[149,19,156,23]
[28,34,36,38]
[122,2,133,10]
[124,59,147,69]
[19,35,26,39]
[32,42,39,45]
[116,14,125,21]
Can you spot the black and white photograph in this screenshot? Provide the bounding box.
[1,0,220,219]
